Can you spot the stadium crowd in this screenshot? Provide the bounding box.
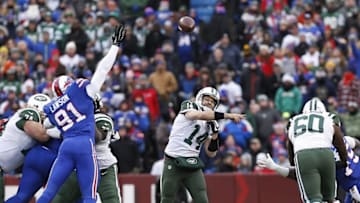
[1,0,360,175]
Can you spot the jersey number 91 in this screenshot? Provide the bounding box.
[54,102,86,131]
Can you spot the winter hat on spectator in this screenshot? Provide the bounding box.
[325,60,336,72]
[282,74,295,84]
[65,41,76,52]
[256,94,268,102]
[144,7,155,17]
[120,55,130,68]
[215,4,226,14]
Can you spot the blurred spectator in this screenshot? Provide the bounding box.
[301,43,320,70]
[337,71,360,111]
[144,23,166,58]
[174,26,201,65]
[340,101,360,138]
[37,11,56,42]
[218,152,238,172]
[133,17,148,56]
[240,60,265,103]
[256,44,275,97]
[133,94,150,133]
[148,58,178,103]
[161,41,182,77]
[247,137,266,171]
[110,127,141,173]
[178,62,198,100]
[59,41,82,73]
[34,30,57,62]
[307,68,336,104]
[132,74,160,122]
[122,24,140,56]
[0,67,21,95]
[218,72,242,106]
[238,152,253,173]
[0,90,23,119]
[94,23,113,58]
[254,94,281,150]
[275,74,302,116]
[65,20,89,56]
[15,25,35,52]
[269,122,287,163]
[193,67,215,95]
[124,118,145,154]
[220,117,253,150]
[212,33,241,71]
[54,10,75,52]
[25,20,39,43]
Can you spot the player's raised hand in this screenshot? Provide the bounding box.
[112,24,126,46]
[226,113,246,123]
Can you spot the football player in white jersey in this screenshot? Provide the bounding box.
[0,93,51,202]
[0,93,52,173]
[161,87,245,203]
[270,97,347,203]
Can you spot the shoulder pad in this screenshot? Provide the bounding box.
[95,113,114,131]
[75,78,90,88]
[180,100,199,113]
[328,112,341,127]
[19,108,41,123]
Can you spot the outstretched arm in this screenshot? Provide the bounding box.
[257,153,297,180]
[86,25,126,99]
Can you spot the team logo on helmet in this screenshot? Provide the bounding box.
[302,97,327,113]
[52,75,74,97]
[195,87,220,110]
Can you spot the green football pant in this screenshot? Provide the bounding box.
[0,171,3,203]
[161,158,208,203]
[53,164,121,203]
[295,148,336,203]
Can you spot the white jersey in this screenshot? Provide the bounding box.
[0,108,40,172]
[95,112,117,170]
[288,112,335,153]
[165,100,210,157]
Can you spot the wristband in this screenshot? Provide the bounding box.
[208,138,219,152]
[214,111,225,120]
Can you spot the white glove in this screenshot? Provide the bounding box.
[46,127,62,139]
[257,153,289,177]
[350,185,360,202]
[257,153,277,170]
[207,120,219,134]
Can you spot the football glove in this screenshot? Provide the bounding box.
[207,120,219,134]
[112,24,126,46]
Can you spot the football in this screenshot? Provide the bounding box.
[178,16,195,33]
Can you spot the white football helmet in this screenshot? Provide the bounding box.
[195,87,220,110]
[27,93,51,112]
[52,75,74,97]
[302,97,327,113]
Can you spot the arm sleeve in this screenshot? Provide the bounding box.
[86,45,119,99]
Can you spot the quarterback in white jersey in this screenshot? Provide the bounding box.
[0,94,51,172]
[161,87,244,203]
